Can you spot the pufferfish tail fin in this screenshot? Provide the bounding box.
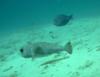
[64,41,73,54]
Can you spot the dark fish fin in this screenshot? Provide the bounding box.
[64,41,73,54]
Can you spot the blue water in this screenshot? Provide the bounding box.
[0,0,100,34]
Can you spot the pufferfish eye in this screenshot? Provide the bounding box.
[20,48,23,53]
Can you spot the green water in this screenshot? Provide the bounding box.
[0,0,100,32]
[0,0,100,77]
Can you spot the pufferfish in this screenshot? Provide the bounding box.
[20,41,73,59]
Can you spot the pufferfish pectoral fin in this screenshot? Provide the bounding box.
[31,51,35,60]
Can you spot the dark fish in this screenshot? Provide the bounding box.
[54,14,72,26]
[20,41,73,59]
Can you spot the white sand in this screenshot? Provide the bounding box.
[0,17,100,77]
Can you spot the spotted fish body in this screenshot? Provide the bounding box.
[20,41,72,59]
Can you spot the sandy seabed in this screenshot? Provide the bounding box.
[0,17,100,77]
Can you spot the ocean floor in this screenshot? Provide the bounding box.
[0,17,100,77]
